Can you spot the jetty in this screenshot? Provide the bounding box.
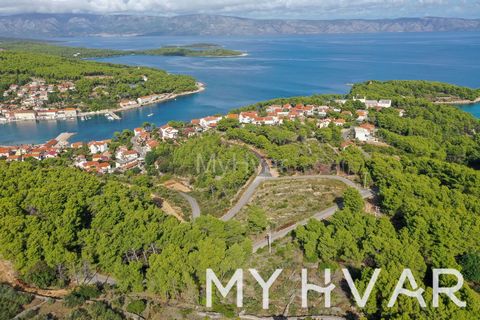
[54,132,76,148]
[106,112,121,120]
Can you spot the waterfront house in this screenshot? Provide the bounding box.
[13,110,37,121]
[37,109,57,120]
[64,108,78,118]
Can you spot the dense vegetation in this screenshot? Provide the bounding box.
[0,283,33,320]
[226,121,338,173]
[146,134,258,216]
[0,161,251,302]
[350,80,480,102]
[2,79,480,318]
[0,50,197,111]
[0,40,243,58]
[293,81,480,319]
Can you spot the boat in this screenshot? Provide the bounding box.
[147,113,154,117]
[105,114,114,121]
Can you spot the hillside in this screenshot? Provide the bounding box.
[0,14,479,37]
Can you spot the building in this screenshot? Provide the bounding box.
[160,125,179,139]
[317,118,332,128]
[13,110,37,121]
[333,119,346,127]
[64,108,78,118]
[200,116,222,128]
[356,110,368,122]
[37,109,57,120]
[71,142,84,149]
[239,111,258,124]
[88,140,109,154]
[378,100,392,108]
[354,127,370,142]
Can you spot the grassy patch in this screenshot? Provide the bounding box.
[235,178,347,235]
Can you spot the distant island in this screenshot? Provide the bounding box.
[0,14,479,37]
[0,39,245,58]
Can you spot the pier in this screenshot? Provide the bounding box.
[106,112,121,120]
[54,132,76,148]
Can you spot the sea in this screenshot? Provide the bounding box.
[1,32,479,145]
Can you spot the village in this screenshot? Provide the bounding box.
[0,96,398,174]
[0,79,80,122]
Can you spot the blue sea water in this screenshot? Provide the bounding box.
[1,32,479,145]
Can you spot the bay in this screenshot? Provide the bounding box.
[1,32,479,145]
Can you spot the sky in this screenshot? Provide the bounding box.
[0,0,479,19]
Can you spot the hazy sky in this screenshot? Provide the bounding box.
[0,0,479,19]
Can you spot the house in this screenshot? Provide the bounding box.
[7,155,22,162]
[378,100,392,108]
[341,140,355,150]
[44,150,58,159]
[333,119,346,127]
[239,111,258,124]
[37,109,57,120]
[13,110,37,121]
[116,159,139,171]
[64,108,78,118]
[360,123,376,133]
[134,127,145,137]
[317,106,330,117]
[44,139,58,149]
[317,118,332,129]
[200,116,222,128]
[88,140,109,154]
[119,100,138,108]
[160,125,179,139]
[145,139,159,152]
[356,110,368,122]
[253,116,277,125]
[92,154,110,162]
[191,119,200,126]
[365,100,378,108]
[82,161,111,174]
[0,147,11,158]
[121,150,139,162]
[71,142,84,149]
[225,114,239,120]
[354,127,370,142]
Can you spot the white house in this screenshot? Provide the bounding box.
[378,100,392,108]
[199,116,222,128]
[239,111,258,124]
[354,127,370,142]
[160,125,179,139]
[88,141,109,154]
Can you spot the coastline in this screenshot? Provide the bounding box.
[0,82,206,124]
[79,82,205,117]
[433,97,480,105]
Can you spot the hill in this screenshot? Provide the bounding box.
[0,14,479,37]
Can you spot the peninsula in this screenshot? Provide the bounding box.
[0,39,245,58]
[0,49,203,122]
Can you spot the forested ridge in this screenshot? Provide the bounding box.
[0,39,243,58]
[0,160,251,301]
